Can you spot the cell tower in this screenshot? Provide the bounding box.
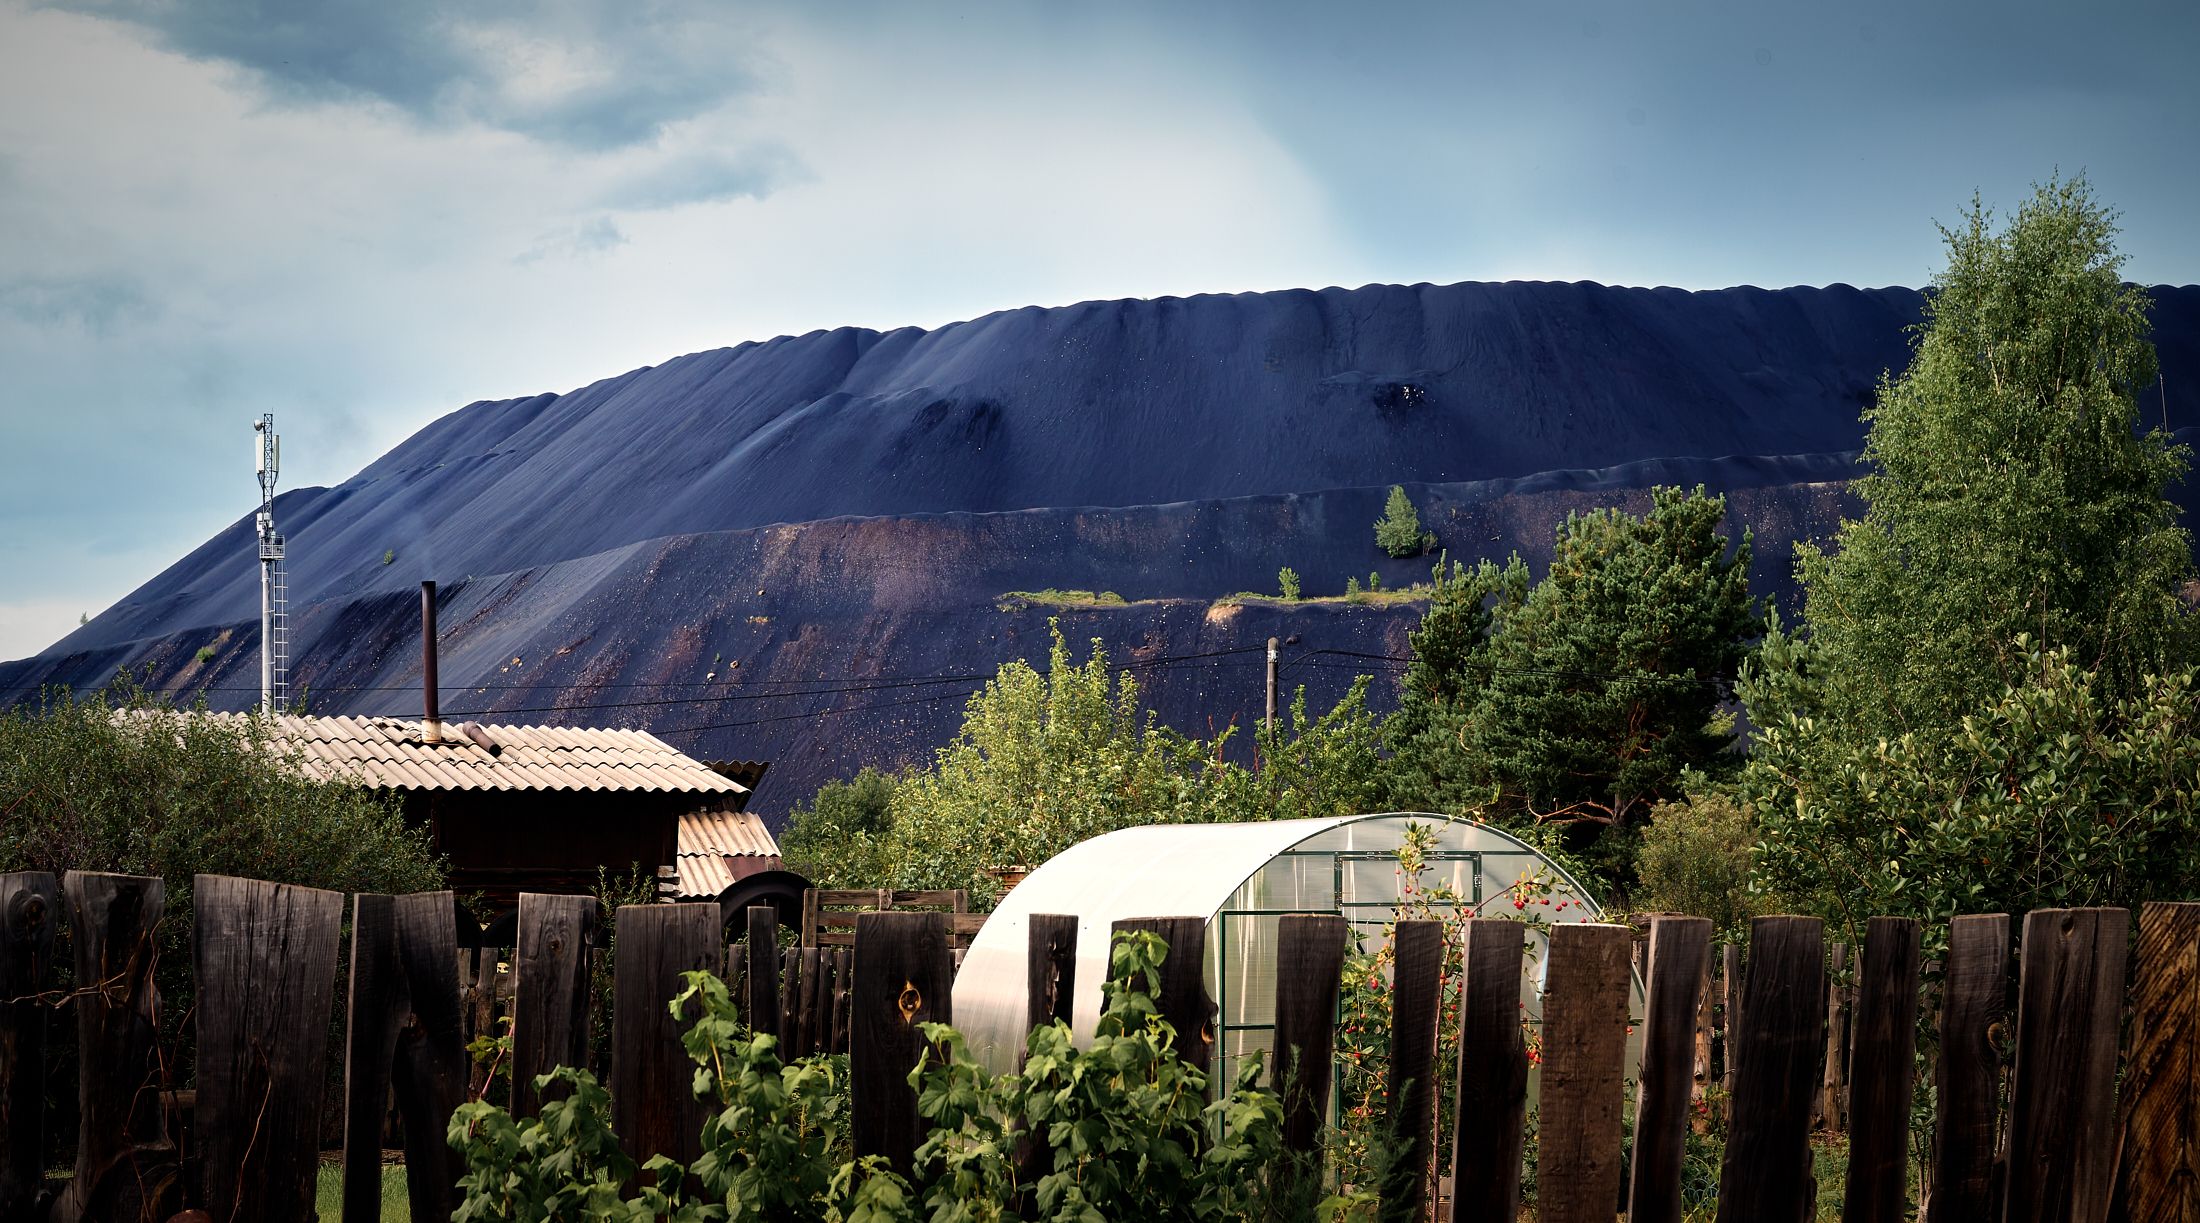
[253,414,288,714]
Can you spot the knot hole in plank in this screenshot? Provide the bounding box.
[899,982,923,1022]
[8,889,45,934]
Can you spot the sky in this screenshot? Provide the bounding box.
[3,0,2197,660]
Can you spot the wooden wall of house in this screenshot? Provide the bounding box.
[398,789,687,907]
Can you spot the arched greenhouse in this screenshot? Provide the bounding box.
[952,812,1641,1080]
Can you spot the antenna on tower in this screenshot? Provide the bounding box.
[253,415,288,714]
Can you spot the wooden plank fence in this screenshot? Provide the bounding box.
[5,872,2200,1220]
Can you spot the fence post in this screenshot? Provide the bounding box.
[1381,919,1446,1223]
[1273,915,1347,1162]
[611,903,721,1172]
[1718,941,1741,1123]
[852,910,951,1178]
[343,894,405,1223]
[0,871,59,1219]
[389,890,469,1220]
[1629,915,1712,1223]
[2004,907,2130,1223]
[745,905,780,1040]
[512,893,597,1118]
[1818,941,1850,1132]
[1929,912,2011,1223]
[1714,915,1827,1223]
[1110,917,1214,1072]
[2117,901,2200,1222]
[1025,914,1079,1040]
[1841,916,1923,1223]
[1448,917,1528,1223]
[194,874,346,1223]
[50,871,174,1223]
[1538,923,1633,1223]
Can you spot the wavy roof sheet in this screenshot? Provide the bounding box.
[670,809,784,899]
[199,713,750,795]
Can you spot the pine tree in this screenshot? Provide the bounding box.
[1374,485,1428,557]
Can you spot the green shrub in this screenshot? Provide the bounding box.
[382,548,396,565]
[193,645,217,665]
[1279,566,1303,600]
[447,931,1289,1221]
[1634,787,1767,937]
[780,767,900,888]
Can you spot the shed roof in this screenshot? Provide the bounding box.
[200,713,750,795]
[671,809,784,900]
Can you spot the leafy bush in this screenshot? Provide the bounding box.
[448,931,1289,1222]
[1279,566,1303,601]
[780,768,901,888]
[1632,787,1767,938]
[193,645,217,665]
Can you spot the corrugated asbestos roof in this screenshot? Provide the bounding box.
[199,713,751,795]
[671,809,784,900]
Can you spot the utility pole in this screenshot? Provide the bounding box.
[1265,637,1279,733]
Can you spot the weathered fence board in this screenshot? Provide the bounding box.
[1819,941,1851,1132]
[389,889,469,1221]
[611,903,722,1170]
[0,871,59,1221]
[343,893,406,1223]
[2004,907,2130,1223]
[2117,901,2200,1222]
[1538,922,1633,1223]
[1381,919,1445,1223]
[1629,915,1712,1223]
[1448,917,1528,1223]
[1024,913,1078,1038]
[851,910,952,1177]
[1111,917,1214,1072]
[745,905,780,1040]
[512,892,596,1118]
[1930,912,2010,1223]
[1715,915,1827,1223]
[194,874,345,1223]
[1273,914,1347,1159]
[50,871,173,1223]
[1841,916,1922,1223]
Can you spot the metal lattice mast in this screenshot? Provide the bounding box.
[254,415,287,713]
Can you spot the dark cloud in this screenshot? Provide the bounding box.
[45,0,767,149]
[602,144,803,210]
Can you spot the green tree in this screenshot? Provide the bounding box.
[1381,488,1756,886]
[1745,177,2200,933]
[779,767,900,888]
[1278,566,1302,600]
[883,625,1220,904]
[1374,485,1430,558]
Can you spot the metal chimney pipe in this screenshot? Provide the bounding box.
[421,580,442,743]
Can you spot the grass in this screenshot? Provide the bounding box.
[996,589,1129,610]
[316,1162,409,1221]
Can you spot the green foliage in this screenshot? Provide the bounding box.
[1632,786,1768,938]
[781,768,902,888]
[1382,489,1756,891]
[1278,566,1303,601]
[1374,486,1428,558]
[193,645,217,665]
[1344,577,1361,599]
[1750,645,2200,941]
[447,933,1287,1222]
[1367,571,1381,592]
[1744,177,2200,936]
[1,678,444,1042]
[883,625,1220,904]
[383,548,396,565]
[873,624,1385,904]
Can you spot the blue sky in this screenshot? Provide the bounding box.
[3,0,2197,659]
